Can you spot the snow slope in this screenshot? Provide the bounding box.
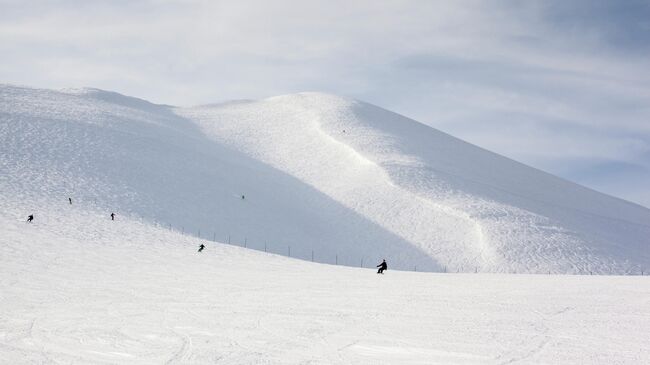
[0,202,650,365]
[1,84,650,273]
[1,201,649,364]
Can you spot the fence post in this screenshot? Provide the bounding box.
[311,250,314,262]
[228,235,231,245]
[264,242,267,252]
[244,238,247,248]
[288,246,291,257]
[169,223,171,231]
[213,232,216,242]
[198,229,201,238]
[361,258,363,268]
[182,226,184,234]
[414,266,417,272]
[335,255,338,265]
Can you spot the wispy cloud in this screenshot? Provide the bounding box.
[1,0,649,206]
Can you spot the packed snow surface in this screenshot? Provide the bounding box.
[2,84,649,274]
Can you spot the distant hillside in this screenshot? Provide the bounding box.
[2,84,649,273]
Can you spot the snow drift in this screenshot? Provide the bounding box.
[1,84,649,273]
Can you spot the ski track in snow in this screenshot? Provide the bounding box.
[185,99,484,271]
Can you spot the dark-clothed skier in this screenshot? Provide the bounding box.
[110,212,115,221]
[198,244,205,252]
[376,259,387,274]
[68,197,72,205]
[27,214,34,223]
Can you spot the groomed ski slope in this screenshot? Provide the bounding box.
[1,201,649,364]
[1,84,649,274]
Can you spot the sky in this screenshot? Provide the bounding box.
[2,0,650,207]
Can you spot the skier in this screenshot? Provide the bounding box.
[26,214,34,223]
[198,244,205,252]
[241,195,245,200]
[110,212,115,221]
[68,197,72,205]
[376,259,387,274]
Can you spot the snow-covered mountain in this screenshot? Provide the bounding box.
[2,84,650,364]
[1,84,649,274]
